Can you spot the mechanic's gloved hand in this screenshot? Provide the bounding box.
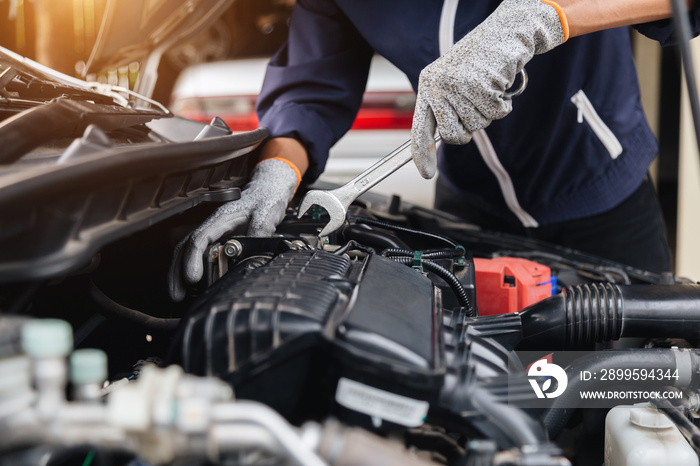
[411,0,568,179]
[169,158,301,301]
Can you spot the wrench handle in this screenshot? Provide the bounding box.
[350,139,416,195]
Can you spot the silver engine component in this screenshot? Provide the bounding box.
[0,318,440,466]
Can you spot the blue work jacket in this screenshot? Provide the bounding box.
[257,0,700,226]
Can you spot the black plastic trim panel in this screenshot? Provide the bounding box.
[0,127,269,283]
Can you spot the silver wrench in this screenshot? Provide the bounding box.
[297,137,428,237]
[297,69,528,237]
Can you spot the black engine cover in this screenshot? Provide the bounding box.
[173,249,525,441]
[174,250,443,421]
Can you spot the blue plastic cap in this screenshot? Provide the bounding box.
[21,319,73,358]
[70,349,108,385]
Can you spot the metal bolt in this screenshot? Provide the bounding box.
[223,239,243,258]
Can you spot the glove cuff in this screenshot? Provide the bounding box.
[259,157,302,192]
[540,0,570,42]
[490,0,567,56]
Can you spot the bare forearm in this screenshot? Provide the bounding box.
[558,0,700,37]
[258,137,309,176]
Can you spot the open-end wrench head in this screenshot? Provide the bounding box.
[297,189,348,237]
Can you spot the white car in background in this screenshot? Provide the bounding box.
[170,55,437,207]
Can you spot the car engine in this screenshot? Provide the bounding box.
[4,190,700,466]
[2,43,700,466]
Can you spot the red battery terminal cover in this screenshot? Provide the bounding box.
[473,257,554,315]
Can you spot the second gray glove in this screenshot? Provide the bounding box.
[411,0,568,179]
[168,158,299,301]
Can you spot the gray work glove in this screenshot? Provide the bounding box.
[169,158,299,301]
[411,0,568,178]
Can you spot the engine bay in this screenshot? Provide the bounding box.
[3,192,700,466]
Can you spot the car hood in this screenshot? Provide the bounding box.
[0,46,266,283]
[84,0,233,75]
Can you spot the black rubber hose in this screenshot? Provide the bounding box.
[333,240,376,256]
[88,281,180,331]
[541,348,700,438]
[340,224,409,250]
[472,389,549,447]
[443,381,550,449]
[391,257,471,309]
[350,216,458,248]
[518,283,700,350]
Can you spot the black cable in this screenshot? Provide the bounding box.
[341,224,410,250]
[333,240,376,256]
[390,256,472,309]
[381,248,414,257]
[88,281,180,331]
[671,0,700,157]
[651,395,700,452]
[349,216,458,248]
[423,260,471,309]
[423,249,466,260]
[382,248,465,260]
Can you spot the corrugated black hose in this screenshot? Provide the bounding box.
[381,248,465,260]
[389,256,472,309]
[517,283,700,350]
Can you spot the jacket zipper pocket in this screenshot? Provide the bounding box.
[570,89,623,160]
[472,130,539,228]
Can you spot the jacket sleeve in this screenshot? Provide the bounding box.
[633,9,700,46]
[256,0,374,183]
